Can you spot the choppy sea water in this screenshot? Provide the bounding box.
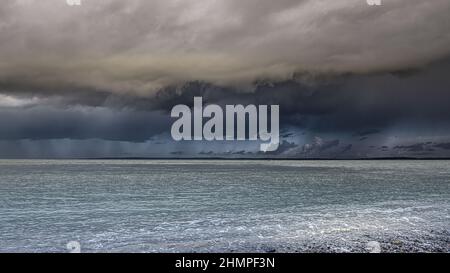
[0,160,448,253]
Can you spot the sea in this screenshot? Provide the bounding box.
[0,159,448,253]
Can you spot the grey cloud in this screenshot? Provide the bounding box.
[0,105,170,142]
[270,137,351,158]
[354,129,380,137]
[394,143,435,152]
[433,143,450,150]
[281,132,294,138]
[1,0,450,95]
[1,57,450,148]
[341,144,353,153]
[319,139,340,152]
[0,138,175,159]
[262,141,299,155]
[144,58,450,136]
[394,143,425,152]
[1,1,450,158]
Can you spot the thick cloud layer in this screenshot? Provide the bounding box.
[1,0,449,95]
[0,105,170,141]
[1,0,450,158]
[1,58,450,158]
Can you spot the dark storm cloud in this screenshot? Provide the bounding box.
[1,0,449,128]
[341,144,353,153]
[1,1,450,158]
[319,140,340,152]
[137,58,450,136]
[433,143,450,150]
[1,0,450,96]
[1,57,450,144]
[354,129,380,137]
[280,132,294,138]
[0,106,170,142]
[394,143,435,152]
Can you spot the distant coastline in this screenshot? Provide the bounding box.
[20,157,450,160]
[2,157,450,160]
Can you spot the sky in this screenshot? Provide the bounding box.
[0,0,450,158]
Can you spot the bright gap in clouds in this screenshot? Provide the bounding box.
[0,94,40,107]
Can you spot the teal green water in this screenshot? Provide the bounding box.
[0,160,449,252]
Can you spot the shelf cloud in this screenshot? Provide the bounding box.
[1,0,449,96]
